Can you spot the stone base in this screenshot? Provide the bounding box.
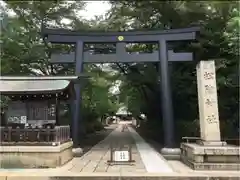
[161,148,181,160]
[2,174,240,180]
[197,140,227,146]
[181,142,240,170]
[0,141,73,168]
[72,147,83,157]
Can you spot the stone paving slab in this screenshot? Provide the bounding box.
[167,160,194,173]
[1,123,240,179]
[128,126,173,173]
[1,165,239,177]
[66,124,146,173]
[64,122,199,174]
[1,172,240,180]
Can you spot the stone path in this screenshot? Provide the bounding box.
[60,123,147,173]
[128,126,173,173]
[1,122,240,179]
[78,125,115,154]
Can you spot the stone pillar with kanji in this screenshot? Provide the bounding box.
[196,60,226,146]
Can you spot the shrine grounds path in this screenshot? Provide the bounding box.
[60,122,148,173]
[0,122,240,179]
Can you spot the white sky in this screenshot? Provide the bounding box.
[0,1,111,20]
[80,1,111,20]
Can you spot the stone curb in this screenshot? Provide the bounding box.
[1,171,240,179]
[1,175,240,180]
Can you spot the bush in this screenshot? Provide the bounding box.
[86,122,95,134]
[93,121,104,131]
[85,120,104,134]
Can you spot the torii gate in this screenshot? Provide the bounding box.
[41,26,200,149]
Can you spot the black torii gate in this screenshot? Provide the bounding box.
[41,26,200,149]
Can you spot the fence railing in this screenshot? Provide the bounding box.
[0,125,71,145]
[182,136,239,146]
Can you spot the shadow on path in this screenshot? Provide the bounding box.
[78,125,117,155]
[133,126,163,154]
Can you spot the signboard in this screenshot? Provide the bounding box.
[20,116,27,124]
[114,151,129,162]
[107,140,135,165]
[7,101,27,124]
[6,101,56,125]
[27,101,56,125]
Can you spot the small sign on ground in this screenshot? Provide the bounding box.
[107,137,135,165]
[114,150,129,162]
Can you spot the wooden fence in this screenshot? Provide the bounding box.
[0,125,71,145]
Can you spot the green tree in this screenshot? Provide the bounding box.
[105,1,239,143]
[1,1,121,134]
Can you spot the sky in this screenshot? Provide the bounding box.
[79,2,120,95]
[0,1,111,20]
[79,1,111,20]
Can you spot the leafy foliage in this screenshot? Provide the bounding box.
[0,1,121,134]
[1,1,239,142]
[105,1,239,142]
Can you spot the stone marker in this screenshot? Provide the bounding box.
[196,60,225,146]
[180,60,240,171]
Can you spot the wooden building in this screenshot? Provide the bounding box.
[0,76,78,145]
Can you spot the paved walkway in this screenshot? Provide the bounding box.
[60,123,148,173]
[1,122,240,179]
[0,122,172,174]
[129,126,173,173]
[60,121,174,173]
